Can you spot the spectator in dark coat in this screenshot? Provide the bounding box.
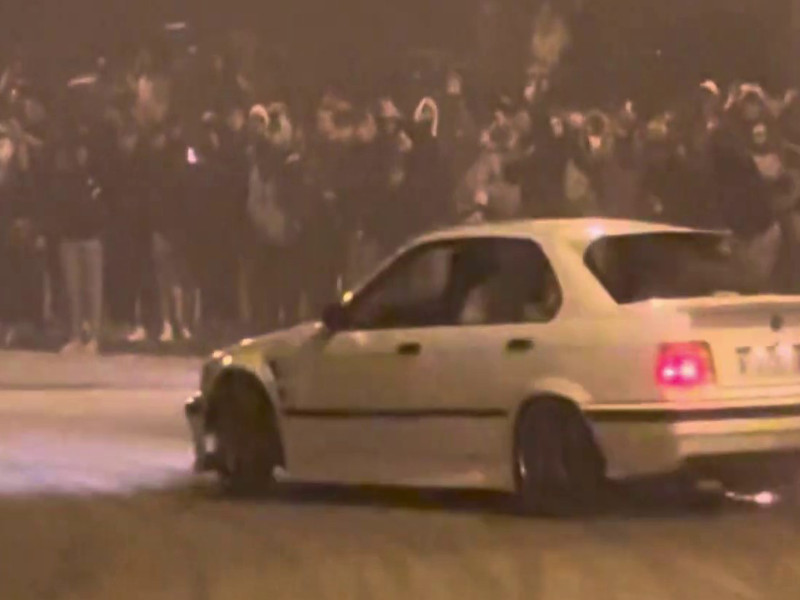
[148,121,195,342]
[197,105,249,327]
[568,108,643,219]
[182,111,225,328]
[711,87,779,241]
[641,117,691,225]
[0,133,44,346]
[365,98,412,254]
[507,106,570,218]
[710,84,799,287]
[50,133,106,354]
[245,116,305,330]
[402,97,452,237]
[437,69,480,212]
[104,124,156,342]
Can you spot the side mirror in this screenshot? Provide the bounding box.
[321,303,349,332]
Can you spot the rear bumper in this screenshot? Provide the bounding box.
[587,402,800,485]
[185,392,215,472]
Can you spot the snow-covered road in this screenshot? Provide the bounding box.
[1,350,799,600]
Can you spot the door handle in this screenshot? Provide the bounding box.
[396,342,422,356]
[506,338,534,352]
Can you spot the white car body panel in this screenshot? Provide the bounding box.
[191,218,800,490]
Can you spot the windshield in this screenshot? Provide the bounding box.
[584,232,771,304]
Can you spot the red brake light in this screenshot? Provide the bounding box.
[656,342,715,388]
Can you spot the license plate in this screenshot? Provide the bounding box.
[737,344,800,376]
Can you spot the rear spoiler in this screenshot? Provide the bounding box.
[677,295,800,317]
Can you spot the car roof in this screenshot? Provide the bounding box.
[415,218,724,247]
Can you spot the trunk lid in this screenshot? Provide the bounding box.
[654,295,800,388]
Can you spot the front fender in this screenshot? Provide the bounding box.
[204,349,281,404]
[190,350,286,471]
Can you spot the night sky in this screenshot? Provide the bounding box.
[0,0,482,84]
[0,0,792,106]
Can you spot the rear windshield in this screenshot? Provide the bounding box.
[584,232,765,304]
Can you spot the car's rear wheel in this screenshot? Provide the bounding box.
[514,400,606,516]
[212,378,281,496]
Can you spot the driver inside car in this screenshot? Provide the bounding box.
[458,249,560,325]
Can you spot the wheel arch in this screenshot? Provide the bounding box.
[512,377,596,450]
[511,390,607,479]
[513,393,584,438]
[206,366,286,467]
[524,377,593,407]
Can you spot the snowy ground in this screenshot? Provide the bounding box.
[1,350,799,599]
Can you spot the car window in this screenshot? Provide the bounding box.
[457,239,562,326]
[584,232,763,304]
[346,238,561,330]
[347,243,456,330]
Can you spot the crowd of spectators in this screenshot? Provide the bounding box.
[1,27,800,354]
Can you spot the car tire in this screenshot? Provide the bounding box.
[213,378,281,496]
[513,400,606,517]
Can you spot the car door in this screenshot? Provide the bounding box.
[402,237,565,485]
[280,241,459,484]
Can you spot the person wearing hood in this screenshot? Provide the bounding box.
[103,121,157,344]
[479,95,520,155]
[455,95,523,224]
[664,81,723,229]
[711,84,785,245]
[207,53,251,117]
[775,94,800,293]
[697,80,723,131]
[183,109,234,331]
[744,103,800,292]
[298,88,353,313]
[436,69,480,208]
[608,100,646,218]
[215,104,250,328]
[0,131,44,347]
[364,97,412,256]
[506,81,570,218]
[244,104,304,330]
[335,100,378,293]
[641,113,696,225]
[402,97,452,237]
[710,82,800,288]
[148,118,195,343]
[308,86,362,293]
[563,107,644,219]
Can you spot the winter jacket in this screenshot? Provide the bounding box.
[0,166,40,248]
[104,143,152,237]
[456,151,521,222]
[437,95,480,183]
[216,129,250,232]
[147,135,187,241]
[364,130,410,243]
[506,109,570,218]
[50,168,106,241]
[567,133,644,220]
[246,149,304,247]
[710,122,776,240]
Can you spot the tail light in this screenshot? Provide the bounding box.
[656,342,716,388]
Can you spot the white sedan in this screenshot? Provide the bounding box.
[185,218,800,513]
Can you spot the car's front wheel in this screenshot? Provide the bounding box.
[513,400,606,516]
[212,378,281,496]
